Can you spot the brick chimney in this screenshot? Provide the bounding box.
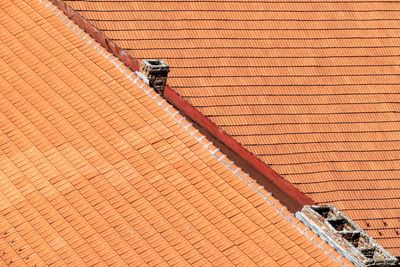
[140,59,170,95]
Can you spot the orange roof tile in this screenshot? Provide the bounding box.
[61,0,400,255]
[0,0,349,265]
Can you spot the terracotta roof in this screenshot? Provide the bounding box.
[0,0,350,265]
[60,0,400,255]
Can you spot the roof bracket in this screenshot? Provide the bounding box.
[296,205,399,267]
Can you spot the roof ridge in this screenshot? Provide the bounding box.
[37,0,348,265]
[47,0,314,213]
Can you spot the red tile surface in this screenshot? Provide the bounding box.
[0,0,349,265]
[63,0,400,255]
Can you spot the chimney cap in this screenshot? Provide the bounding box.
[141,59,169,73]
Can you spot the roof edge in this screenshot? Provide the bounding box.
[163,86,314,212]
[48,0,314,212]
[49,0,141,72]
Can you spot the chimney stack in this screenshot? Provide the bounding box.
[140,59,169,95]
